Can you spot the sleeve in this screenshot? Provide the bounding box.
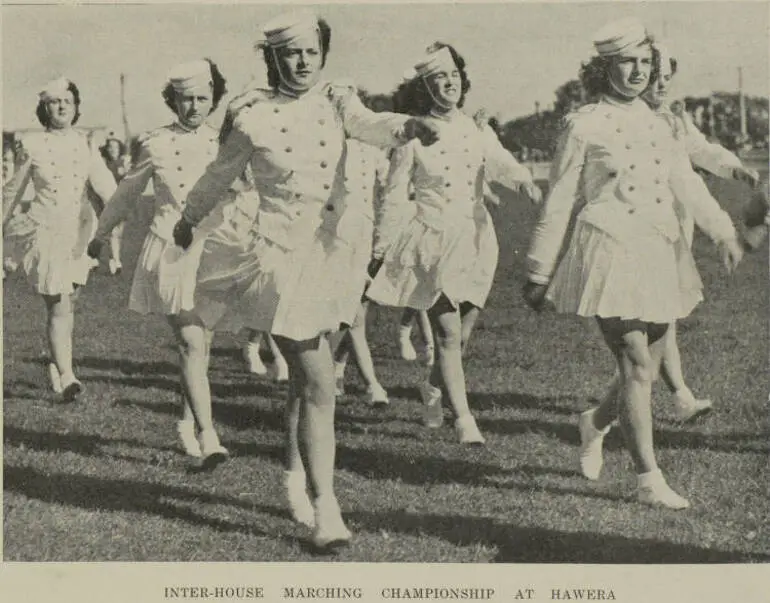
[87,142,118,205]
[332,84,410,150]
[682,112,741,180]
[372,143,416,258]
[182,117,254,226]
[2,141,32,226]
[526,119,587,284]
[480,125,535,192]
[669,144,737,245]
[93,142,153,241]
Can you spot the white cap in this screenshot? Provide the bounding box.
[167,60,213,94]
[593,18,649,56]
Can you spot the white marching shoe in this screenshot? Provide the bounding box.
[311,495,352,551]
[108,258,122,275]
[419,382,444,428]
[269,356,289,383]
[176,420,202,458]
[366,382,389,406]
[283,470,315,528]
[637,469,691,510]
[198,428,229,470]
[59,372,83,403]
[578,407,611,480]
[243,342,268,375]
[455,414,485,446]
[48,362,63,394]
[672,388,713,423]
[399,330,417,361]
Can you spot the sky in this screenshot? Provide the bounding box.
[2,1,768,136]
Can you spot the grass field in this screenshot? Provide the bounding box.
[3,169,769,563]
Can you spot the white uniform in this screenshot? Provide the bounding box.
[527,96,736,324]
[367,111,534,310]
[2,129,116,295]
[662,104,743,247]
[94,122,222,315]
[181,81,411,341]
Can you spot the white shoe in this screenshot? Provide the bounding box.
[48,362,63,394]
[578,408,610,480]
[455,414,485,446]
[673,389,713,423]
[311,495,352,551]
[108,258,122,275]
[243,342,268,375]
[176,420,202,458]
[399,332,417,361]
[59,372,83,403]
[284,470,315,528]
[419,382,444,428]
[366,382,389,406]
[637,469,691,510]
[198,428,228,470]
[269,357,289,383]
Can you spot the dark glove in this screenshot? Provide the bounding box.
[522,280,549,312]
[404,118,440,146]
[173,217,194,250]
[86,239,104,260]
[367,257,384,279]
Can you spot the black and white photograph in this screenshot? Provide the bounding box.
[2,0,768,598]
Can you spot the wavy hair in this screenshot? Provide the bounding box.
[162,58,228,115]
[262,18,332,89]
[36,81,82,127]
[391,42,471,116]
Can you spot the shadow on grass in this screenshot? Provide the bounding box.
[477,416,769,455]
[346,509,767,563]
[3,464,292,543]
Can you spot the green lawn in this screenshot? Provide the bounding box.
[3,171,769,562]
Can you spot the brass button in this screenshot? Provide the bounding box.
[320,161,328,168]
[628,208,635,214]
[326,204,334,211]
[285,147,292,153]
[280,127,288,133]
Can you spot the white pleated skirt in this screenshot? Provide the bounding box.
[367,207,499,311]
[546,219,703,324]
[3,203,95,296]
[193,216,362,341]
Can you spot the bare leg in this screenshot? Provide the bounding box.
[595,319,689,508]
[659,322,713,422]
[274,334,351,547]
[43,291,82,401]
[427,296,484,444]
[168,312,226,466]
[348,301,388,404]
[398,308,418,361]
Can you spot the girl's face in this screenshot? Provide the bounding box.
[45,90,76,129]
[174,88,214,129]
[608,44,652,99]
[273,34,323,92]
[644,61,675,108]
[424,65,462,110]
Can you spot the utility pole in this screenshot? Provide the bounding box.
[120,73,130,142]
[738,66,748,141]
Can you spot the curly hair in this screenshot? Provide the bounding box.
[648,46,678,87]
[579,38,655,101]
[162,58,228,115]
[100,138,127,161]
[263,18,332,89]
[391,43,471,116]
[36,81,82,127]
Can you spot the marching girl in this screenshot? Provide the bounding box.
[367,43,542,445]
[2,77,117,402]
[99,136,132,275]
[332,139,391,405]
[171,10,439,549]
[524,19,743,508]
[642,42,760,422]
[88,59,230,467]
